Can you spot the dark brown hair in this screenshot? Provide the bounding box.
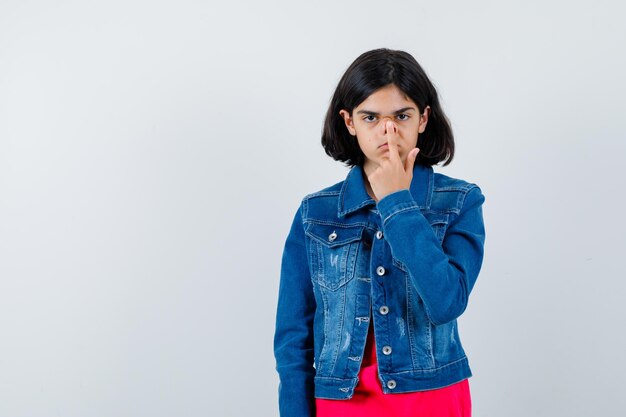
[321,48,455,167]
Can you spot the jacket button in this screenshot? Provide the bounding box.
[387,380,397,389]
[376,266,385,276]
[382,345,392,355]
[379,306,389,315]
[376,230,383,239]
[328,231,337,242]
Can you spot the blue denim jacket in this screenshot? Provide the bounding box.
[273,162,486,417]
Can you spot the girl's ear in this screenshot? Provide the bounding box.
[339,109,357,136]
[418,105,431,133]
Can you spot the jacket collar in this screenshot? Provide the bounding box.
[338,163,433,218]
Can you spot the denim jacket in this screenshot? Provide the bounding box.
[273,162,486,417]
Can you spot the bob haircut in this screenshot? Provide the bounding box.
[322,48,455,168]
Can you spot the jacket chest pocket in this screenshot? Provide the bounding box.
[305,223,365,291]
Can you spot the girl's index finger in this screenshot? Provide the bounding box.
[386,121,401,162]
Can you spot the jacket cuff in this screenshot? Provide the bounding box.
[376,189,419,225]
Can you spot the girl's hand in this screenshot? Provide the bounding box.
[368,120,420,201]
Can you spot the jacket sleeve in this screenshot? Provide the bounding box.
[376,185,486,326]
[273,201,316,417]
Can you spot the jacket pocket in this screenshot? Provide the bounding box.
[305,222,365,291]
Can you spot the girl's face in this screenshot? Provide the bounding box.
[339,84,430,176]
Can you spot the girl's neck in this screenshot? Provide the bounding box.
[361,164,378,202]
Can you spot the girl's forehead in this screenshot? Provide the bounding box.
[358,86,417,109]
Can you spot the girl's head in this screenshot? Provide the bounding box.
[322,48,455,169]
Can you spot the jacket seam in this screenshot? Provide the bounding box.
[380,355,469,374]
[305,190,341,200]
[330,287,347,374]
[381,205,420,228]
[405,273,418,368]
[305,219,369,228]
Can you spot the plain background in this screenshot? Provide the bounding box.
[1,1,625,416]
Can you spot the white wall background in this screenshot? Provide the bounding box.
[1,1,625,416]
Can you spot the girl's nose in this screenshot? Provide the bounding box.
[381,118,397,134]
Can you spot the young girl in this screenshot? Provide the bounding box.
[274,48,486,417]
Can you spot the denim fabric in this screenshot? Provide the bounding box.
[273,163,486,417]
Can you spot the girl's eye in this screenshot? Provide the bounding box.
[363,114,410,122]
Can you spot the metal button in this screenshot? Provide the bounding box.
[376,230,383,239]
[376,266,385,276]
[387,380,397,389]
[382,345,392,355]
[328,231,337,242]
[379,306,389,315]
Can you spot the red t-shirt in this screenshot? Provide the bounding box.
[315,319,472,417]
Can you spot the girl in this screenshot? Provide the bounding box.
[274,48,486,417]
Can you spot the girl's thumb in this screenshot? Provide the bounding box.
[405,147,419,171]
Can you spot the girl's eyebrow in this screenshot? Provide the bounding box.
[356,106,416,115]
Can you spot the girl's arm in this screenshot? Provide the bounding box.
[273,201,316,417]
[376,185,486,326]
